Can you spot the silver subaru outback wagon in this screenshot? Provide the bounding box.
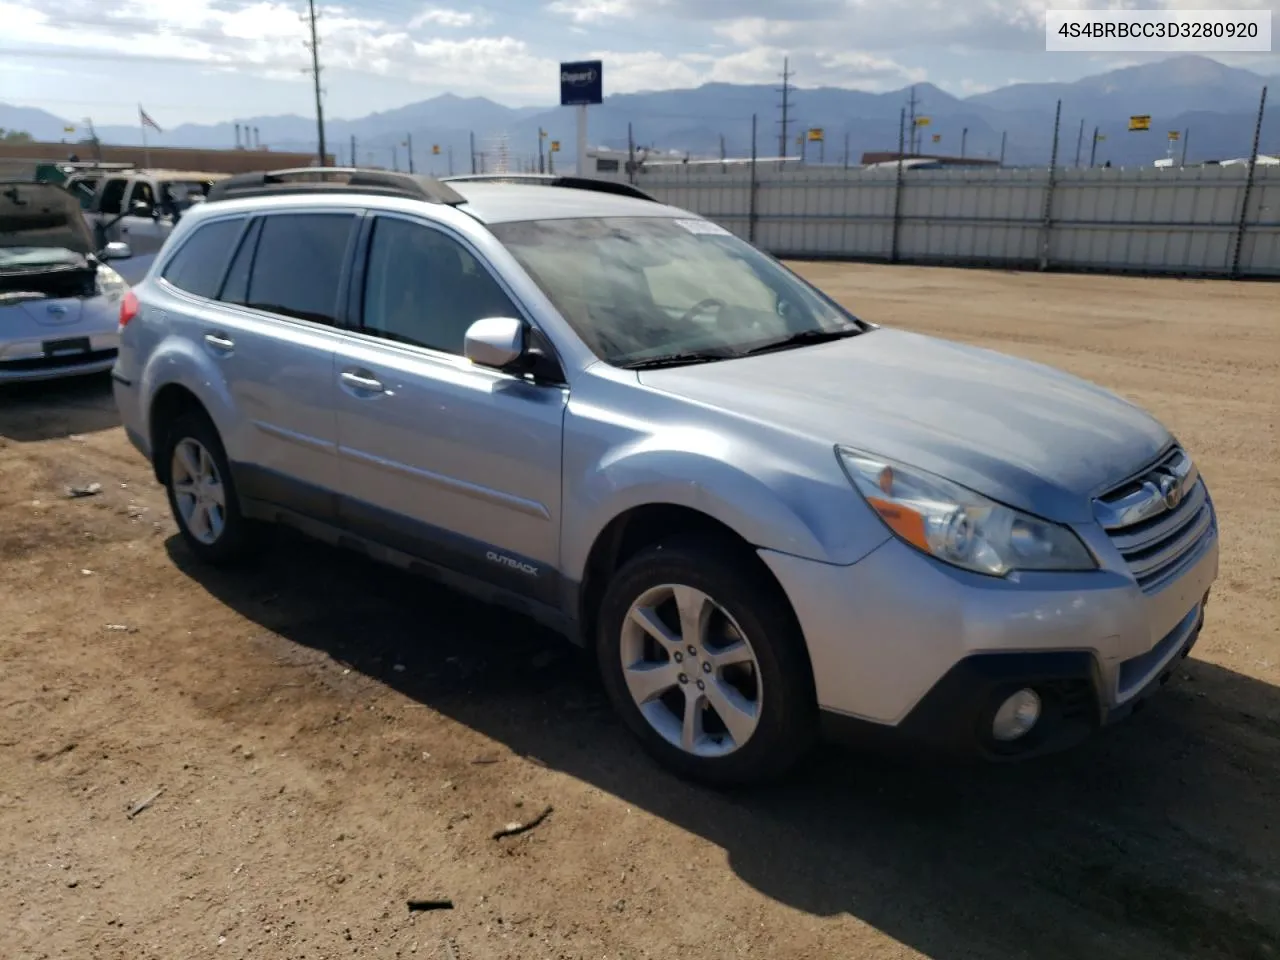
[112,168,1218,785]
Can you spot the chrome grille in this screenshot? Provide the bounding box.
[1094,448,1214,592]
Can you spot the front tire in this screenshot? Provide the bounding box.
[596,536,817,786]
[160,412,257,566]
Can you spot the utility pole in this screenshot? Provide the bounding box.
[405,133,414,173]
[538,128,546,174]
[627,122,636,183]
[961,127,968,159]
[83,117,102,164]
[777,56,794,160]
[392,144,398,171]
[235,123,242,149]
[350,134,356,166]
[447,145,454,176]
[906,86,919,154]
[1180,127,1189,166]
[305,0,326,165]
[1089,126,1099,168]
[999,130,1007,166]
[1074,118,1085,167]
[720,133,726,172]
[470,131,477,174]
[844,130,850,169]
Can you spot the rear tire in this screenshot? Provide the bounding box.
[596,536,817,786]
[160,412,257,566]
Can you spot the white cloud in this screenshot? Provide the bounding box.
[546,0,635,25]
[408,5,486,29]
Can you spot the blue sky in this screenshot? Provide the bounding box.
[1,0,1278,126]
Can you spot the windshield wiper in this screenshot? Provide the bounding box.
[618,350,737,370]
[739,327,863,357]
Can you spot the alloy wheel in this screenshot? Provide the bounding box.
[619,583,763,757]
[170,437,227,545]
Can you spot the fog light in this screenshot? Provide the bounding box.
[992,688,1041,742]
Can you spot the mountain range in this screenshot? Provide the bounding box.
[2,55,1276,170]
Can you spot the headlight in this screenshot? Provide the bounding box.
[837,447,1096,577]
[95,264,128,301]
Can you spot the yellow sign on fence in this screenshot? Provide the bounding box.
[931,133,941,143]
[1168,130,1180,141]
[432,144,440,155]
[807,128,824,142]
[550,141,561,152]
[914,116,931,127]
[1129,115,1151,131]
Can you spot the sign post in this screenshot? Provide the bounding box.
[560,60,603,175]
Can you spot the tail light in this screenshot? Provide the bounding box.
[119,290,139,327]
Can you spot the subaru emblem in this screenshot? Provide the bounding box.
[1157,473,1182,510]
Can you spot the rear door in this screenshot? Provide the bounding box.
[332,213,567,604]
[91,177,130,247]
[158,210,357,520]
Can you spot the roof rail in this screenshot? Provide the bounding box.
[441,174,658,202]
[205,167,466,205]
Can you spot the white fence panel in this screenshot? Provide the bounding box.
[624,162,1277,278]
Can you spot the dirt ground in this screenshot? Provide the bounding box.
[2,264,1278,960]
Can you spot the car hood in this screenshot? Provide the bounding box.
[637,328,1172,524]
[0,181,94,255]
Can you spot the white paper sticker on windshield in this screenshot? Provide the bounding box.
[673,218,731,236]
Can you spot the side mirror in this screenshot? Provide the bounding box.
[131,199,156,218]
[464,317,525,369]
[100,241,132,261]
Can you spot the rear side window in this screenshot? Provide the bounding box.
[161,218,245,299]
[218,218,262,304]
[98,179,128,215]
[246,213,356,326]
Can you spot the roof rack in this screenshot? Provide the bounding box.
[441,174,658,203]
[205,167,466,205]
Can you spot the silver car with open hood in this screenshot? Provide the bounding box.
[1,180,133,383]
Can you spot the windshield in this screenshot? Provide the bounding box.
[488,216,865,367]
[0,247,84,270]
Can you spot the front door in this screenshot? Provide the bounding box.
[332,214,567,606]
[116,179,172,257]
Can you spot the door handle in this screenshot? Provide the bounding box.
[340,370,385,393]
[204,332,235,352]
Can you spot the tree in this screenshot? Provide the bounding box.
[0,128,35,143]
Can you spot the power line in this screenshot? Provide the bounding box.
[304,0,326,165]
[777,56,793,160]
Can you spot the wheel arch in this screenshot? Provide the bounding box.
[147,382,214,484]
[574,502,805,654]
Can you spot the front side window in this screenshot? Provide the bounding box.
[98,179,128,215]
[246,213,356,325]
[489,217,864,367]
[361,217,520,355]
[161,217,245,299]
[127,181,156,213]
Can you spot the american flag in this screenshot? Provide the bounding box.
[139,106,162,133]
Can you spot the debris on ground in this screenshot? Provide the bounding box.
[104,624,137,633]
[65,483,102,499]
[492,805,553,840]
[406,898,454,912]
[126,787,164,819]
[470,757,500,765]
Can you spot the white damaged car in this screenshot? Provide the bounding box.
[1,179,133,383]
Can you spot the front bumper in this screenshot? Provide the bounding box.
[759,513,1218,758]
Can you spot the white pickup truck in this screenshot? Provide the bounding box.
[67,170,226,258]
